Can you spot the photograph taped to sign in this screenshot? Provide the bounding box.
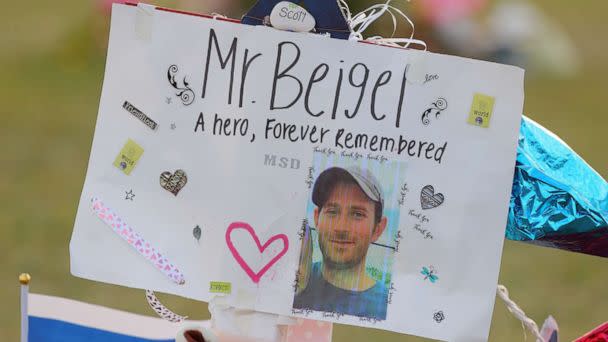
[69,4,524,341]
[293,151,406,321]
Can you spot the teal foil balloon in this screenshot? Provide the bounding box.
[507,117,608,257]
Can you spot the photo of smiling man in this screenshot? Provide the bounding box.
[293,165,393,320]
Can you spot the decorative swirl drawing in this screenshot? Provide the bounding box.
[421,98,448,126]
[167,64,195,106]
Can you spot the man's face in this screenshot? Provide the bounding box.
[314,182,386,269]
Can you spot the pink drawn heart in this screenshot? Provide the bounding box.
[225,221,289,284]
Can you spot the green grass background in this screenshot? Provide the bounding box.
[1,1,606,341]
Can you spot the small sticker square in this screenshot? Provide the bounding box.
[468,93,495,128]
[209,281,231,294]
[113,139,144,175]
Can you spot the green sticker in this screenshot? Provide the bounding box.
[210,281,231,294]
[113,139,144,175]
[467,93,495,128]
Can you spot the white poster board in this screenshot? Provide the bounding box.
[70,4,524,341]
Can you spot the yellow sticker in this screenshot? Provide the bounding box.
[210,281,231,294]
[468,93,495,128]
[113,139,144,175]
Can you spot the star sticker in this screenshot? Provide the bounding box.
[166,97,172,104]
[125,190,135,201]
[170,123,176,130]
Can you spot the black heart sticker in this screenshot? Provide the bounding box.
[420,185,444,210]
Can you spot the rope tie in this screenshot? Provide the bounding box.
[339,0,427,50]
[497,284,545,342]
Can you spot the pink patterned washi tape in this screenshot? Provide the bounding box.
[90,196,185,285]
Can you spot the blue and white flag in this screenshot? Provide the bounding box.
[26,293,208,342]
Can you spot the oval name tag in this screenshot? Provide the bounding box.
[270,1,316,33]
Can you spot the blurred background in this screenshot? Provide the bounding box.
[1,0,606,341]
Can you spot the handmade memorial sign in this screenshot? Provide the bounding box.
[70,3,524,341]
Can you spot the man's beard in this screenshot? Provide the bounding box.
[322,255,363,270]
[319,231,368,270]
